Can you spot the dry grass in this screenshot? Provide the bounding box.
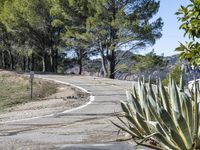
[0,72,57,111]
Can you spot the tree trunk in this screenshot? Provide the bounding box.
[99,40,108,77]
[108,5,117,79]
[8,50,13,70]
[78,57,82,75]
[109,50,115,79]
[23,56,26,71]
[2,50,5,69]
[27,55,30,71]
[100,56,108,77]
[54,49,58,73]
[31,53,35,71]
[42,52,48,72]
[50,49,54,72]
[49,29,55,73]
[11,53,15,70]
[42,55,46,72]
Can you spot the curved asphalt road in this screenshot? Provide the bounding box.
[0,75,139,150]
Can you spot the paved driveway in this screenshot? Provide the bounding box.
[0,75,138,150]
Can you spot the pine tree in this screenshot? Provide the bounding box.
[60,0,96,75]
[87,0,163,78]
[0,0,64,72]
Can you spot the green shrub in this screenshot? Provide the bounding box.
[116,64,129,73]
[162,64,182,86]
[131,50,168,73]
[113,76,200,149]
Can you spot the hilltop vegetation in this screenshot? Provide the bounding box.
[64,51,198,84]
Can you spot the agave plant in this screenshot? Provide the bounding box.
[113,76,200,150]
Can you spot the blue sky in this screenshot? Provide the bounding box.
[141,0,190,56]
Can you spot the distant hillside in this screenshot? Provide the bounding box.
[65,52,198,83]
[164,55,179,67]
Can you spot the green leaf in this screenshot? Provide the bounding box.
[126,115,145,136]
[132,83,138,100]
[170,78,182,113]
[179,72,184,92]
[126,91,143,115]
[111,120,138,138]
[181,93,193,133]
[148,77,156,100]
[136,112,151,135]
[159,108,177,132]
[177,113,193,149]
[171,129,187,150]
[121,101,129,114]
[145,121,167,137]
[159,79,171,113]
[153,132,180,150]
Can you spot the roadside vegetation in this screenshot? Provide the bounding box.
[0,72,57,111]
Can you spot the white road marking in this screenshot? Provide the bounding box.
[58,143,113,148]
[0,77,95,124]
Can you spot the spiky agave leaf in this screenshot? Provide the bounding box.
[113,74,200,149]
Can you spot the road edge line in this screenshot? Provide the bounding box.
[0,77,95,124]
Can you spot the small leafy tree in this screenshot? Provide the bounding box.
[176,0,200,67]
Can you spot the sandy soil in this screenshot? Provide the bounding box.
[0,78,89,122]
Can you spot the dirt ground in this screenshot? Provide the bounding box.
[0,71,89,122]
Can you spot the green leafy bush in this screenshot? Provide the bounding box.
[113,76,200,149]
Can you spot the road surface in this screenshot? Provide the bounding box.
[0,75,140,150]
